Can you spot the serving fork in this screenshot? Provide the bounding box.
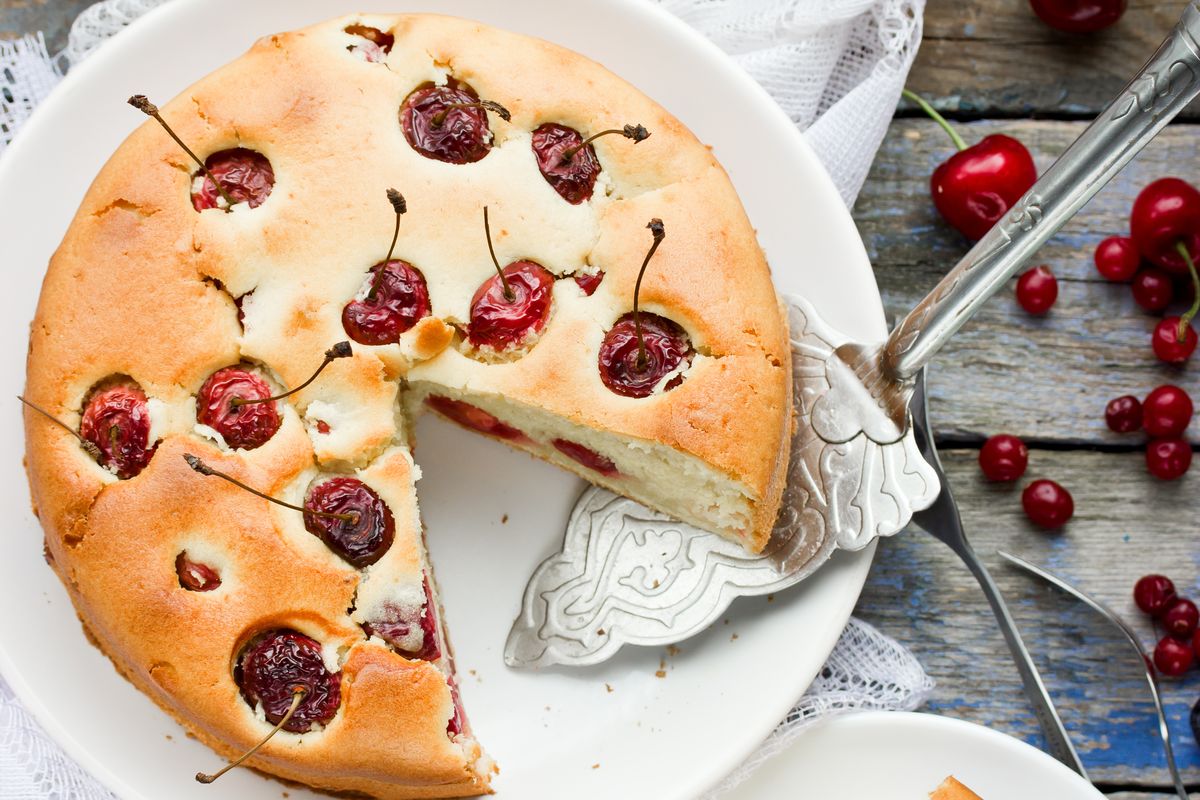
[909,369,1087,778]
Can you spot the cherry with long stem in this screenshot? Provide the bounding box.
[632,218,666,370]
[183,454,357,523]
[195,688,306,784]
[127,95,237,210]
[1174,241,1200,341]
[559,123,650,165]
[368,190,407,300]
[901,89,966,151]
[229,343,352,408]
[483,206,514,301]
[17,396,102,459]
[431,99,510,128]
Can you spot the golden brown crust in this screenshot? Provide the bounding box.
[931,777,984,800]
[23,11,790,797]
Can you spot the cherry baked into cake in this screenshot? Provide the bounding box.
[21,13,792,799]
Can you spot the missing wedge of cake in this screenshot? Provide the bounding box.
[22,12,792,798]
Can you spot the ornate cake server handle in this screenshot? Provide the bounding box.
[831,2,1200,438]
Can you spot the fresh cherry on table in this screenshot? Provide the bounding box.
[175,552,221,592]
[1155,635,1195,677]
[424,395,527,442]
[1094,235,1140,281]
[553,438,619,477]
[344,24,393,62]
[1016,265,1058,315]
[1028,0,1127,33]
[196,367,282,450]
[1165,598,1200,639]
[1151,317,1197,365]
[978,434,1028,481]
[192,148,275,211]
[1104,395,1142,433]
[400,80,507,164]
[304,477,395,568]
[342,260,432,345]
[236,630,341,732]
[1134,574,1177,617]
[1131,268,1175,313]
[1130,178,1200,276]
[1021,479,1074,529]
[79,385,157,479]
[1142,384,1193,438]
[903,90,1037,242]
[1146,438,1192,480]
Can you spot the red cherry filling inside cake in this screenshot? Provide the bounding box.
[79,382,157,479]
[196,366,282,450]
[191,148,274,211]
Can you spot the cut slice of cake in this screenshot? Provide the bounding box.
[931,776,984,799]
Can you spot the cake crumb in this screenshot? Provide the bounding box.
[591,763,600,770]
[501,514,508,524]
[165,734,173,741]
[469,669,477,676]
[767,594,775,602]
[723,618,730,625]
[731,633,739,641]
[666,645,680,657]
[652,579,660,588]
[605,683,613,693]
[596,628,605,636]
[655,669,667,678]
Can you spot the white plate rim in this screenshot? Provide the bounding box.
[0,1,886,797]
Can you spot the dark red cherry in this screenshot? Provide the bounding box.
[344,24,394,62]
[79,385,156,479]
[467,261,555,351]
[574,270,605,296]
[196,367,281,450]
[531,123,601,204]
[1142,385,1193,438]
[424,395,527,442]
[1165,598,1200,638]
[1131,178,1200,276]
[1152,317,1197,364]
[1021,479,1074,529]
[978,434,1028,481]
[363,577,441,662]
[553,438,618,477]
[1029,0,1126,33]
[599,313,693,398]
[1105,395,1142,433]
[1134,574,1177,616]
[1146,438,1192,480]
[400,80,497,164]
[236,630,341,732]
[1094,235,1140,281]
[1131,268,1175,312]
[342,260,432,345]
[175,552,221,592]
[303,477,394,568]
[1016,265,1058,314]
[446,677,468,737]
[191,148,274,211]
[1154,635,1194,677]
[932,134,1037,241]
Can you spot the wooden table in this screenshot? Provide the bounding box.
[2,1,1197,797]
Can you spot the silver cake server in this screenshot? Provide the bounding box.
[505,3,1200,668]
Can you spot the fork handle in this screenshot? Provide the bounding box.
[882,2,1200,379]
[957,542,1089,778]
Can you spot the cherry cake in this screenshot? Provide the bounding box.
[22,14,792,799]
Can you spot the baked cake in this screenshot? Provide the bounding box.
[931,776,984,799]
[22,13,792,798]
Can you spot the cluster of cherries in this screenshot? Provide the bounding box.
[977,434,1074,529]
[1105,384,1194,480]
[1133,574,1200,678]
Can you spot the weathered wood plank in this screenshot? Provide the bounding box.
[0,0,93,54]
[907,0,1200,119]
[855,118,1200,445]
[856,449,1200,786]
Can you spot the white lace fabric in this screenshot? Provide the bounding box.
[0,1,929,796]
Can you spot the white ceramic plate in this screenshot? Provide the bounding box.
[726,712,1106,799]
[0,1,887,798]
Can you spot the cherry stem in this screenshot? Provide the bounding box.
[183,454,358,523]
[1174,240,1200,341]
[559,123,650,165]
[368,189,407,300]
[230,343,352,408]
[483,206,514,301]
[431,99,511,128]
[196,688,306,784]
[633,219,666,371]
[127,95,238,210]
[901,89,967,152]
[17,396,102,459]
